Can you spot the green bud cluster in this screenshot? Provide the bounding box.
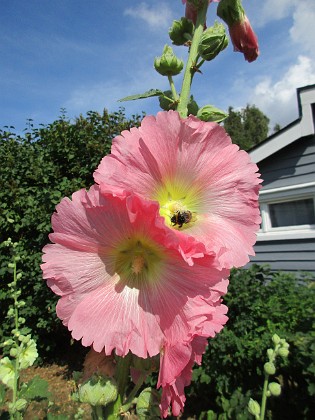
[197,104,228,122]
[76,375,118,406]
[154,45,184,76]
[169,17,194,45]
[198,22,228,61]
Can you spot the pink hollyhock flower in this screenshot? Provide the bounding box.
[158,336,212,417]
[94,111,262,270]
[182,0,218,25]
[228,15,259,62]
[41,185,229,359]
[217,0,259,62]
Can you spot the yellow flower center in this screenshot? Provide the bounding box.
[113,236,164,287]
[153,177,201,230]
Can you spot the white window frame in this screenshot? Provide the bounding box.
[257,182,315,241]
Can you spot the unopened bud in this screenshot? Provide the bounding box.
[154,45,184,76]
[272,334,281,345]
[267,348,274,360]
[248,398,260,417]
[77,375,118,406]
[10,348,18,358]
[198,22,228,61]
[169,17,194,45]
[278,347,289,358]
[268,382,281,396]
[264,362,276,375]
[197,105,228,122]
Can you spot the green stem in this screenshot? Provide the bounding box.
[168,75,179,101]
[177,0,209,117]
[92,406,105,420]
[11,259,20,419]
[120,372,146,414]
[103,353,132,419]
[260,374,269,420]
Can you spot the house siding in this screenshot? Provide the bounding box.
[249,134,315,276]
[249,239,315,275]
[258,135,315,190]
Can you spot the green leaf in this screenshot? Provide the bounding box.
[21,375,50,400]
[118,89,164,102]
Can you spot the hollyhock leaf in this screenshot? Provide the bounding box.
[42,186,229,359]
[94,110,262,270]
[118,89,164,102]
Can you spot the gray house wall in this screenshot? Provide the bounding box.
[247,86,315,276]
[258,135,315,189]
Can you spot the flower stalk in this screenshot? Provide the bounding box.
[177,0,209,117]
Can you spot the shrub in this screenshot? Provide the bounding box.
[186,265,315,419]
[0,109,143,361]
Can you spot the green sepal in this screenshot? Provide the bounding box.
[118,89,164,102]
[169,17,194,45]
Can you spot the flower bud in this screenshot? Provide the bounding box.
[14,398,28,412]
[264,362,276,375]
[272,334,281,345]
[77,375,118,406]
[154,45,184,76]
[169,17,194,45]
[197,105,228,122]
[217,0,259,62]
[10,348,18,358]
[278,347,289,358]
[247,398,260,417]
[198,22,228,61]
[267,348,274,361]
[268,382,281,397]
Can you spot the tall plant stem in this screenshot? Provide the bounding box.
[11,259,20,420]
[177,0,209,117]
[260,374,269,420]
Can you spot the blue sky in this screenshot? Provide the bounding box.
[1,0,315,133]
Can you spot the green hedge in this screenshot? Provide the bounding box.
[186,265,315,419]
[0,109,142,360]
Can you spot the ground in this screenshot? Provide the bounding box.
[1,364,92,419]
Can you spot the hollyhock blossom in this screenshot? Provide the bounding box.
[41,185,229,360]
[217,0,259,62]
[94,111,262,270]
[159,298,228,417]
[228,15,259,62]
[182,0,218,25]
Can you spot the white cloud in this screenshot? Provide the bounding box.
[290,0,315,57]
[252,56,315,129]
[254,0,296,27]
[124,2,172,29]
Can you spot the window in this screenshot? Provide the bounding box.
[258,182,315,241]
[269,198,315,228]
